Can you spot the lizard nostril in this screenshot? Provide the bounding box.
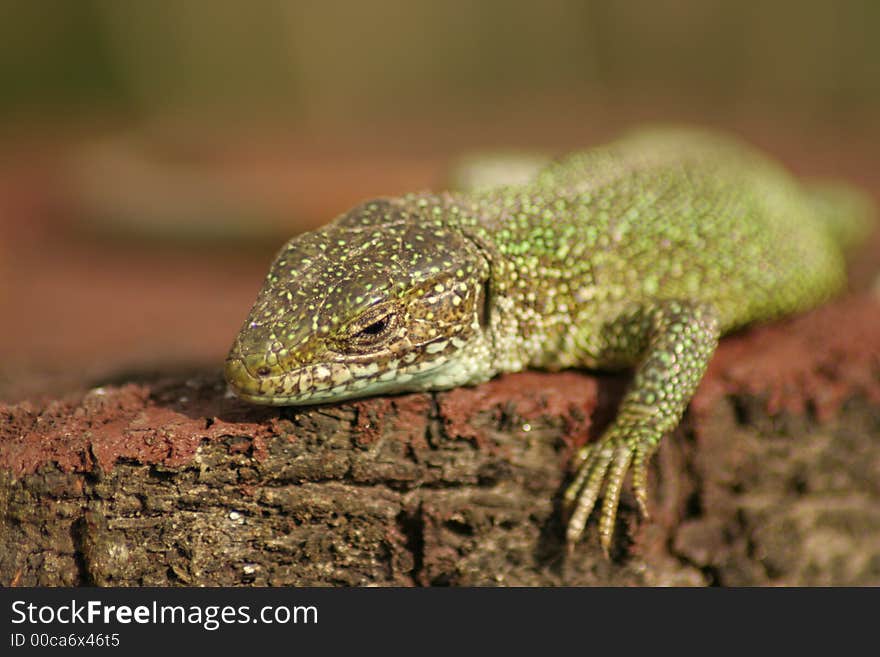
[255,366,272,377]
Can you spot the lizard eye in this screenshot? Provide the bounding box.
[349,312,395,346]
[359,318,388,336]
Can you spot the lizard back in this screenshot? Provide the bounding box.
[461,128,855,370]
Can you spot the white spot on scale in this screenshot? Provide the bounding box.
[351,362,380,377]
[331,368,353,384]
[425,340,448,354]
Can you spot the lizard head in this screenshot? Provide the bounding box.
[225,198,494,405]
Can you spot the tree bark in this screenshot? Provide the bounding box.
[2,295,880,586]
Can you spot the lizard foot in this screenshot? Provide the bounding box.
[563,425,657,555]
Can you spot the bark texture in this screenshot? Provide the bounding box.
[2,295,880,586]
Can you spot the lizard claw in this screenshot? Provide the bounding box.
[563,427,656,555]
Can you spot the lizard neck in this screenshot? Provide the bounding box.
[397,191,549,376]
[417,186,621,374]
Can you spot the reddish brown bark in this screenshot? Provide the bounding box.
[3,293,880,586]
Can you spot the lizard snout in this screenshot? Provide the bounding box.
[224,355,272,395]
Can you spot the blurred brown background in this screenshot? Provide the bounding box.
[1,0,878,401]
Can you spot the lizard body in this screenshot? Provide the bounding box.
[225,127,874,552]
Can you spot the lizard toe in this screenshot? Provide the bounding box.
[632,442,653,519]
[564,425,662,554]
[564,442,613,548]
[598,443,635,554]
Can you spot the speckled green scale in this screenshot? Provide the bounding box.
[226,126,874,553]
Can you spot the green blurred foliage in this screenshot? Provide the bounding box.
[0,0,878,122]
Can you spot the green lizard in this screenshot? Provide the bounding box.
[225,127,875,553]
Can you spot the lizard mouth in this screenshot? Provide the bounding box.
[224,355,380,406]
[224,351,456,406]
[224,357,314,405]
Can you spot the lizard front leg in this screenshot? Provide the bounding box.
[564,300,721,554]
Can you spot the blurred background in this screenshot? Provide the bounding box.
[1,0,878,401]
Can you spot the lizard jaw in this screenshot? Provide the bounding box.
[224,339,495,406]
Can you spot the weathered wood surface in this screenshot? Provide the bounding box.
[2,295,880,586]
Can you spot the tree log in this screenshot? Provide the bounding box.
[2,295,880,586]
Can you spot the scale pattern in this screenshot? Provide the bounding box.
[226,127,873,552]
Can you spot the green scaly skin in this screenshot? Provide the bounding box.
[225,127,875,554]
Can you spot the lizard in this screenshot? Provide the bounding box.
[224,126,875,554]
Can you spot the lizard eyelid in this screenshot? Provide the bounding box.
[346,310,397,346]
